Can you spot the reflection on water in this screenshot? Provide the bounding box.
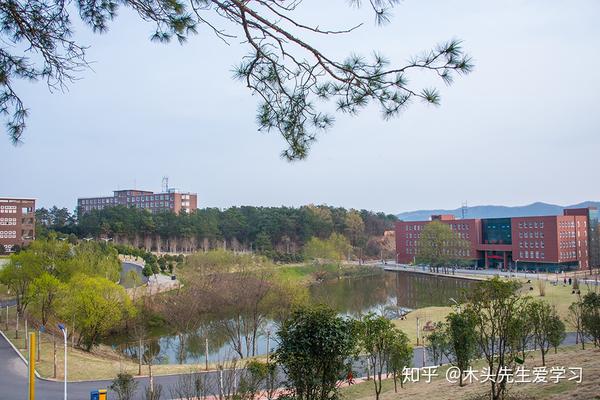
[114,270,476,364]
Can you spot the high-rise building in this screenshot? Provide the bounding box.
[395,207,597,271]
[0,197,35,252]
[77,189,197,215]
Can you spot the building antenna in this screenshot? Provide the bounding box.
[461,201,468,219]
[162,176,169,193]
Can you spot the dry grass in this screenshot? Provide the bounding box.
[341,346,600,400]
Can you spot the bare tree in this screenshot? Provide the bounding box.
[2,0,472,159]
[158,286,207,363]
[168,370,211,400]
[211,271,273,358]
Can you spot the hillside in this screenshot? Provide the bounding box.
[397,201,600,221]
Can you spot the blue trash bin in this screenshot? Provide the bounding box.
[91,390,99,400]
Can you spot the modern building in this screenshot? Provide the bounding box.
[395,207,598,271]
[0,197,35,252]
[78,189,198,215]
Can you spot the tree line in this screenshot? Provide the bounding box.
[36,205,398,260]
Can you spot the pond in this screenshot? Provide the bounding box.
[113,269,476,365]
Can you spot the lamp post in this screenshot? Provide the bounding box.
[57,323,67,400]
[449,297,461,313]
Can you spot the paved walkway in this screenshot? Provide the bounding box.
[381,263,600,285]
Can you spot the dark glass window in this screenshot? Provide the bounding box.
[482,218,512,245]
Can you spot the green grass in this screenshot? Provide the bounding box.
[393,306,453,346]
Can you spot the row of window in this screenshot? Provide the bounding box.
[518,221,544,229]
[130,203,173,209]
[0,205,17,214]
[559,231,577,239]
[0,218,17,225]
[403,247,472,257]
[519,251,545,259]
[127,195,173,203]
[0,230,17,238]
[519,231,544,239]
[80,197,115,205]
[560,251,577,259]
[80,194,176,206]
[559,221,586,228]
[520,241,545,249]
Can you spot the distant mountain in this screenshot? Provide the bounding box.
[396,201,600,221]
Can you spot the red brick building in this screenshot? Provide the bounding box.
[395,207,597,271]
[78,189,198,215]
[0,197,35,252]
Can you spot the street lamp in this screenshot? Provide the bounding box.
[449,297,461,313]
[57,323,67,400]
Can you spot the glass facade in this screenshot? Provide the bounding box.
[482,218,512,245]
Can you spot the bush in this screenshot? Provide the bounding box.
[109,372,138,400]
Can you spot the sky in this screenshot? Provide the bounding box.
[1,0,599,214]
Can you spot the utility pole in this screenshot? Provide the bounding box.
[28,332,35,400]
[266,330,271,364]
[138,339,142,376]
[53,335,57,379]
[205,338,209,371]
[37,330,41,362]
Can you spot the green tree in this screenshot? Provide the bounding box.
[581,292,600,347]
[237,360,278,400]
[303,233,351,265]
[464,278,525,400]
[528,300,566,366]
[388,330,412,392]
[0,252,44,315]
[110,372,139,400]
[275,305,357,400]
[60,275,136,351]
[445,310,478,387]
[567,300,586,350]
[425,322,449,366]
[512,304,535,360]
[28,272,64,325]
[416,221,470,273]
[548,313,566,355]
[359,314,405,400]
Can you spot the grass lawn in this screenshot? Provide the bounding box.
[393,306,452,346]
[341,345,600,400]
[392,274,595,345]
[524,278,593,324]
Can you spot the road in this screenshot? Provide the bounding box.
[0,329,582,400]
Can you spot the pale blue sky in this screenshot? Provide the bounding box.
[1,0,599,214]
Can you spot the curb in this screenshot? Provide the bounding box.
[0,329,42,379]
